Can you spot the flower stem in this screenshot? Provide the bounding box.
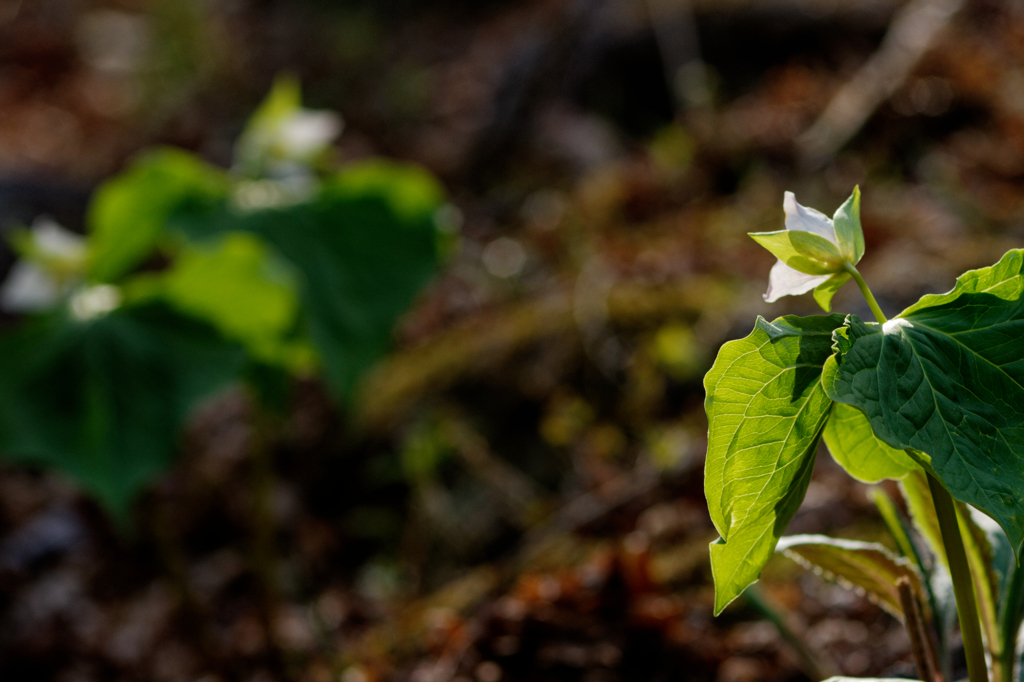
[847,267,988,681]
[844,262,887,324]
[929,473,990,682]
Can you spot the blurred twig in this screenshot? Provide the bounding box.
[897,576,939,682]
[744,584,843,681]
[441,408,544,527]
[644,0,712,111]
[356,277,736,431]
[797,0,965,169]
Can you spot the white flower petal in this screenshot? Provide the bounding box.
[763,260,831,302]
[0,262,61,312]
[278,111,342,159]
[31,217,86,260]
[784,191,837,245]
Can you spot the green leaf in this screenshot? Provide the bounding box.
[776,534,928,620]
[87,148,230,282]
[173,159,445,400]
[823,397,917,483]
[748,230,844,275]
[124,232,310,370]
[825,248,1024,557]
[813,272,851,312]
[704,313,843,614]
[0,304,245,518]
[831,186,864,264]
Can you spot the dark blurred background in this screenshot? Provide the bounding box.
[1,0,1023,680]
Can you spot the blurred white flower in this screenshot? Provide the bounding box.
[69,284,121,321]
[0,217,87,312]
[277,110,342,161]
[0,261,62,312]
[234,76,343,179]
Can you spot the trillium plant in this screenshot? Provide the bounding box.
[705,188,1024,682]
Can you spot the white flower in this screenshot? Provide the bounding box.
[0,217,87,312]
[764,192,840,302]
[750,188,865,310]
[0,260,63,312]
[234,77,343,179]
[277,110,342,161]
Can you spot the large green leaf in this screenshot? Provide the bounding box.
[173,159,445,400]
[125,232,310,370]
[704,314,842,614]
[0,304,245,518]
[824,399,917,483]
[776,534,928,620]
[824,248,1024,557]
[87,148,230,282]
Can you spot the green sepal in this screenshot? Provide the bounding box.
[748,230,844,276]
[813,272,852,312]
[832,186,864,264]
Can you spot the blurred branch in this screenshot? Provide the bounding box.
[797,0,965,169]
[441,409,544,527]
[897,576,938,682]
[744,585,843,681]
[356,277,736,432]
[644,0,712,111]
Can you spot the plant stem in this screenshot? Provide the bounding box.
[844,262,888,324]
[929,473,990,682]
[849,271,987,681]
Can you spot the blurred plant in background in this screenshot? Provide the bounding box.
[0,77,451,518]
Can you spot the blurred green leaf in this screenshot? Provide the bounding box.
[175,159,445,400]
[125,232,311,370]
[0,304,245,518]
[87,148,230,282]
[401,419,451,482]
